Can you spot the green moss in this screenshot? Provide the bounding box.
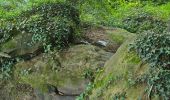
[110,33,125,44]
[107,28,135,44]
[124,51,141,64]
[20,74,48,92]
[86,36,150,100]
[14,44,109,94]
[15,60,84,93]
[12,44,111,98]
[0,38,17,51]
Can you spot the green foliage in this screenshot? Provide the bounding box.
[76,82,94,100]
[0,19,18,44]
[78,0,112,25]
[131,31,170,99]
[0,57,21,80]
[112,91,126,100]
[148,69,170,100]
[17,2,80,51]
[0,2,81,80]
[132,31,170,69]
[123,11,167,33]
[77,0,170,29]
[140,0,170,5]
[0,2,80,51]
[83,68,95,82]
[0,59,14,79]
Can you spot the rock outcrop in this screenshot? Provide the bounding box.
[88,36,150,100]
[0,26,135,100]
[13,44,112,100]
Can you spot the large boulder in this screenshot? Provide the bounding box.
[13,44,112,99]
[87,36,150,100]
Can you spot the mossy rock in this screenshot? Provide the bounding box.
[14,44,112,95]
[0,81,35,100]
[83,26,135,53]
[0,32,41,56]
[87,36,150,100]
[0,2,80,55]
[106,28,135,44]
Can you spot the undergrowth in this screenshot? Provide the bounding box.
[0,2,80,80]
[131,31,170,99]
[0,0,170,99]
[17,2,80,51]
[123,10,167,33]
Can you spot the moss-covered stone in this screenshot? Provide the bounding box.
[0,39,17,51]
[83,27,135,53]
[106,28,135,44]
[87,36,150,100]
[0,80,35,100]
[0,32,41,56]
[14,44,112,95]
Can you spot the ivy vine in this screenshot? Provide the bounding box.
[123,11,167,34]
[17,2,80,51]
[131,31,170,99]
[0,2,81,79]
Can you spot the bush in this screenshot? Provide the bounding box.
[0,2,80,52]
[132,31,170,69]
[148,69,170,99]
[0,2,81,79]
[17,2,80,51]
[123,11,167,33]
[0,19,17,44]
[131,31,170,99]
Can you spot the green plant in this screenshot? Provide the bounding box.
[0,2,81,81]
[147,69,170,100]
[112,91,127,100]
[0,56,23,80]
[131,31,170,99]
[0,60,14,79]
[123,11,167,33]
[17,2,80,52]
[83,68,95,82]
[140,0,169,5]
[0,2,81,51]
[131,31,170,69]
[0,19,18,44]
[76,82,94,100]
